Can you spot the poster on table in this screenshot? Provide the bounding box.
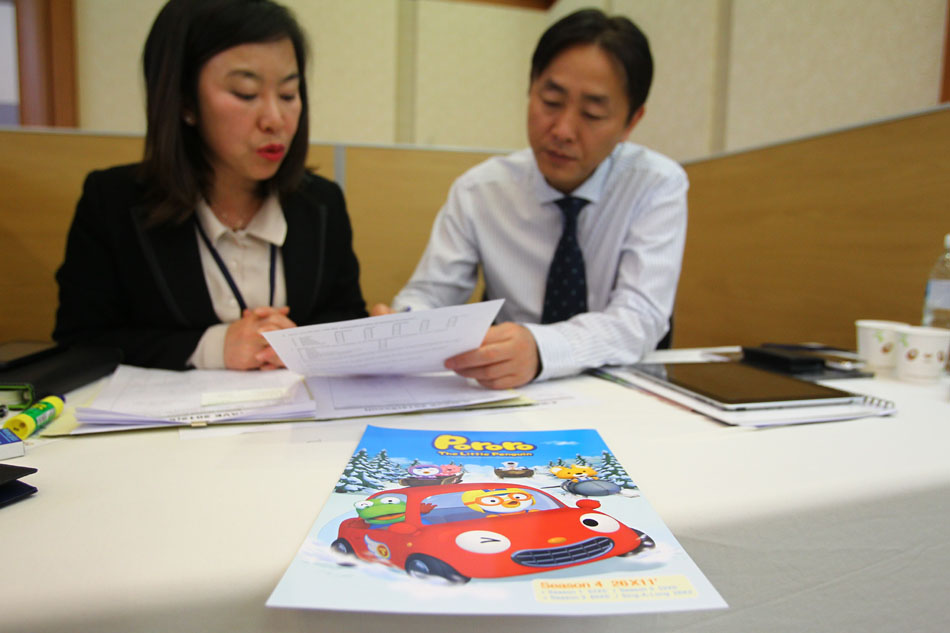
[268,425,726,616]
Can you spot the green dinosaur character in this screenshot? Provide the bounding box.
[354,495,407,526]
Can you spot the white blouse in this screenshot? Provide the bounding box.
[187,195,288,369]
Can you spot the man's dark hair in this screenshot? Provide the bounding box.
[531,8,653,123]
[140,0,310,226]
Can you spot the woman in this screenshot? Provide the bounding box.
[53,0,367,370]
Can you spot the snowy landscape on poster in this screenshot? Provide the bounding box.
[268,426,726,615]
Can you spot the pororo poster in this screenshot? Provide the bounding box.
[267,425,726,615]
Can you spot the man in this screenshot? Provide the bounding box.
[373,9,687,389]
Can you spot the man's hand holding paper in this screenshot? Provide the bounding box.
[444,322,540,389]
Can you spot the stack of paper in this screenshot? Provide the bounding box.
[77,366,315,428]
[67,302,526,434]
[74,367,522,433]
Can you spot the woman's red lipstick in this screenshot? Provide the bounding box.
[257,144,285,162]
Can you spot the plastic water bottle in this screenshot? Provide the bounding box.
[921,233,950,329]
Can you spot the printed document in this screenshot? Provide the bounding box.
[262,300,503,376]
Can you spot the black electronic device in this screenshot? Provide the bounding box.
[0,463,38,508]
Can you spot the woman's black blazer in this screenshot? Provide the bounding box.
[53,163,367,369]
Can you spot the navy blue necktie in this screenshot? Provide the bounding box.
[541,196,589,324]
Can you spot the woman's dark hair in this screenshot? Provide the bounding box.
[531,9,653,123]
[140,0,309,226]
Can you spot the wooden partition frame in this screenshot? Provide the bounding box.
[344,146,494,308]
[677,106,950,349]
[0,131,142,341]
[2,108,948,348]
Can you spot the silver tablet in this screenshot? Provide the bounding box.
[626,362,863,411]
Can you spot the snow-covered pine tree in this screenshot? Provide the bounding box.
[595,450,637,490]
[367,448,407,484]
[334,448,386,493]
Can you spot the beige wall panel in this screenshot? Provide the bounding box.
[75,0,164,133]
[294,0,398,143]
[725,0,947,152]
[75,0,946,160]
[72,0,950,161]
[75,0,398,143]
[414,0,541,149]
[613,0,720,161]
[548,0,608,22]
[344,146,496,307]
[1,3,20,104]
[412,0,719,159]
[677,107,950,349]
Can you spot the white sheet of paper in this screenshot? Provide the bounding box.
[262,300,503,376]
[306,372,516,419]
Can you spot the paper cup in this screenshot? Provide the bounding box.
[894,325,950,382]
[855,320,906,368]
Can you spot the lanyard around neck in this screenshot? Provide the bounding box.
[195,220,276,313]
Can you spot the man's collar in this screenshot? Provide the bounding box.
[532,144,619,206]
[195,194,287,246]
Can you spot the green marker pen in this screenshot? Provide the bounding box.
[3,395,65,439]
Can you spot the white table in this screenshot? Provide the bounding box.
[3,354,949,633]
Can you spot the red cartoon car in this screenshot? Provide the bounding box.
[331,482,654,583]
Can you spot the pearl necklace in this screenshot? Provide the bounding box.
[213,208,253,231]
